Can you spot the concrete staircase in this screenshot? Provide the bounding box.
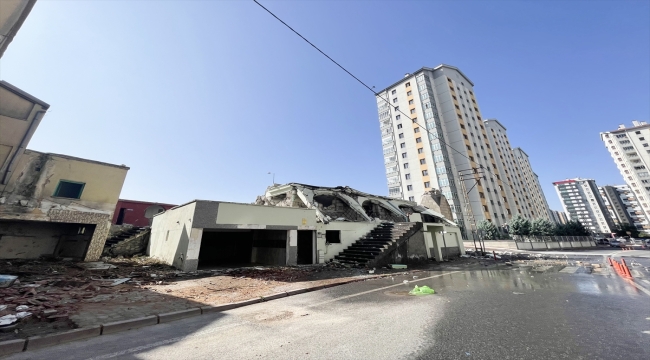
[334,222,422,267]
[103,226,150,256]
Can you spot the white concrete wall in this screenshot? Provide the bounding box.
[216,203,316,228]
[149,202,197,269]
[316,221,378,262]
[423,223,463,261]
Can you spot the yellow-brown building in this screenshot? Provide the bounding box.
[0,81,129,261]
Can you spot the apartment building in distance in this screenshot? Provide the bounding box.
[375,64,551,235]
[549,209,568,224]
[599,185,650,231]
[600,121,650,228]
[553,178,615,234]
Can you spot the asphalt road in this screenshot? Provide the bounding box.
[6,264,650,360]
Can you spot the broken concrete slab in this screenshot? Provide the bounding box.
[157,308,201,324]
[78,262,117,270]
[101,315,158,335]
[26,326,101,350]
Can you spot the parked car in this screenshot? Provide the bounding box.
[609,239,622,248]
[595,239,610,245]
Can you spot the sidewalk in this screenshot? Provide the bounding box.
[0,257,394,343]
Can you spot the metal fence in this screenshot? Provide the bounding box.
[511,235,593,243]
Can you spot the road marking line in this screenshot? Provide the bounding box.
[642,280,650,285]
[559,266,579,273]
[625,279,650,298]
[309,271,462,307]
[643,331,650,335]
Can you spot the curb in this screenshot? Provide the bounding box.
[3,275,387,356]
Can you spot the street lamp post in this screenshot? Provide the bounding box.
[267,172,275,185]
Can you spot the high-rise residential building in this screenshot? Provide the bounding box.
[483,120,551,221]
[600,121,650,227]
[553,178,616,234]
[375,64,551,235]
[599,185,650,231]
[549,209,568,224]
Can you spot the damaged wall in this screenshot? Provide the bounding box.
[420,189,454,221]
[0,220,93,259]
[0,150,127,261]
[316,222,378,262]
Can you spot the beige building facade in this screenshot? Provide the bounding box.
[376,65,552,238]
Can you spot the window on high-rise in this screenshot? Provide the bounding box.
[409,196,415,201]
[409,99,414,105]
[416,138,422,143]
[399,133,404,139]
[405,82,410,87]
[402,153,407,158]
[424,182,430,188]
[393,98,398,103]
[410,109,416,114]
[400,143,406,148]
[405,174,411,180]
[391,90,396,95]
[418,148,424,154]
[404,163,409,168]
[422,170,428,176]
[420,159,426,164]
[414,128,420,133]
[407,185,413,191]
[407,91,412,96]
[397,124,402,129]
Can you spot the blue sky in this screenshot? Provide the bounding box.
[2,0,649,211]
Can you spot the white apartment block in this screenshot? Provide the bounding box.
[600,121,650,228]
[599,185,650,231]
[375,64,551,234]
[553,178,615,234]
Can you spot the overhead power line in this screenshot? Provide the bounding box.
[253,0,528,208]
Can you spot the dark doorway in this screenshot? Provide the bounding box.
[297,230,313,264]
[198,230,254,268]
[115,208,126,225]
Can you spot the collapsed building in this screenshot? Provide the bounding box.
[149,183,463,272]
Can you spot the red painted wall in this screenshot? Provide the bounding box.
[111,199,176,226]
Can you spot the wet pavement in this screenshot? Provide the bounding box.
[6,263,650,360]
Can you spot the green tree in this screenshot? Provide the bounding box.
[556,220,590,236]
[477,220,499,240]
[614,223,639,238]
[509,214,531,236]
[530,218,555,236]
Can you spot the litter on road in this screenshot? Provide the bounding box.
[408,285,435,295]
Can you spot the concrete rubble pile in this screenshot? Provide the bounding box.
[0,257,193,335]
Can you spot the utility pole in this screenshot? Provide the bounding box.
[458,168,484,254]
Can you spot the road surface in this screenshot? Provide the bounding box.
[6,264,650,360]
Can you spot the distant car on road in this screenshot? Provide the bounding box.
[596,239,610,245]
[609,239,623,248]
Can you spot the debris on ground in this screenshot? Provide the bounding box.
[0,275,18,288]
[408,285,435,295]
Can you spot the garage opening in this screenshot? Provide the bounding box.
[0,220,94,260]
[197,229,287,268]
[197,230,254,268]
[297,230,314,264]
